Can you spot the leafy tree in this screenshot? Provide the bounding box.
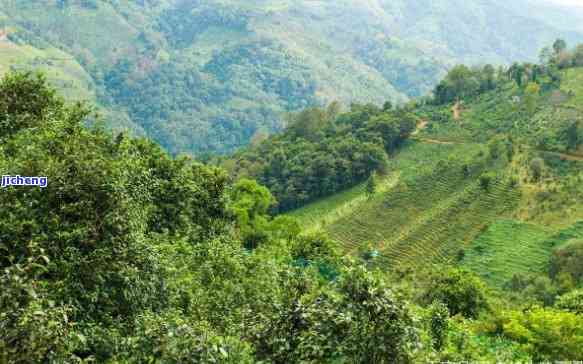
[479,172,496,191]
[0,72,66,139]
[429,302,450,351]
[366,171,378,197]
[255,265,419,363]
[229,178,275,249]
[553,39,567,56]
[555,289,583,314]
[422,268,489,319]
[524,82,540,114]
[550,239,583,284]
[529,157,544,182]
[503,307,583,361]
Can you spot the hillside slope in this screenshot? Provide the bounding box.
[1,0,582,154]
[288,65,583,287]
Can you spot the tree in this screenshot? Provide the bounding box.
[366,171,378,197]
[508,63,525,87]
[229,178,275,249]
[555,289,583,314]
[503,307,583,361]
[524,82,540,114]
[0,72,66,139]
[479,172,495,191]
[257,265,419,363]
[529,157,544,182]
[539,46,553,65]
[573,44,583,67]
[565,121,580,150]
[429,302,450,351]
[550,239,583,284]
[422,268,489,318]
[553,39,567,56]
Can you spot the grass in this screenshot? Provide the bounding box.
[0,41,95,101]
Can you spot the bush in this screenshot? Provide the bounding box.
[422,268,489,319]
[555,289,583,314]
[529,157,545,182]
[503,307,583,361]
[550,239,583,284]
[479,172,496,191]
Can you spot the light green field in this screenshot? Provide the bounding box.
[461,219,556,287]
[462,220,583,287]
[289,139,523,269]
[0,41,95,101]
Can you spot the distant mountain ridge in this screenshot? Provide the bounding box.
[1,0,582,154]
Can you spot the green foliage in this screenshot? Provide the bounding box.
[530,157,545,181]
[433,65,498,104]
[550,239,583,284]
[0,72,65,139]
[503,307,583,361]
[428,302,450,351]
[229,178,275,249]
[555,289,583,314]
[255,265,419,363]
[479,171,496,191]
[422,268,489,319]
[4,0,581,155]
[365,170,378,197]
[0,246,74,363]
[227,103,414,211]
[122,312,255,364]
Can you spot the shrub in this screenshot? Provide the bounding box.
[422,268,489,319]
[555,289,583,314]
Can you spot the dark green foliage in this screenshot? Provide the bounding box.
[227,103,415,211]
[0,72,233,360]
[479,172,496,191]
[0,72,65,139]
[429,302,450,351]
[120,313,255,363]
[550,239,583,284]
[255,265,419,363]
[422,268,489,319]
[433,65,498,105]
[0,246,73,362]
[365,171,377,197]
[529,157,545,182]
[290,232,339,263]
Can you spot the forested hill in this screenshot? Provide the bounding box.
[227,40,583,215]
[2,62,583,361]
[1,0,583,155]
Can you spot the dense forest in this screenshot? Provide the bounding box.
[223,103,416,211]
[2,38,583,361]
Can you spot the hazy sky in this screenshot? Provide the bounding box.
[543,0,583,7]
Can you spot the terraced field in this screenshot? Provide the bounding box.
[462,220,583,287]
[461,220,556,287]
[296,139,521,268]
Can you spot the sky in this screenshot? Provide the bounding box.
[543,0,583,7]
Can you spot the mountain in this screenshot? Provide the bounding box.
[1,0,583,155]
[3,51,583,362]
